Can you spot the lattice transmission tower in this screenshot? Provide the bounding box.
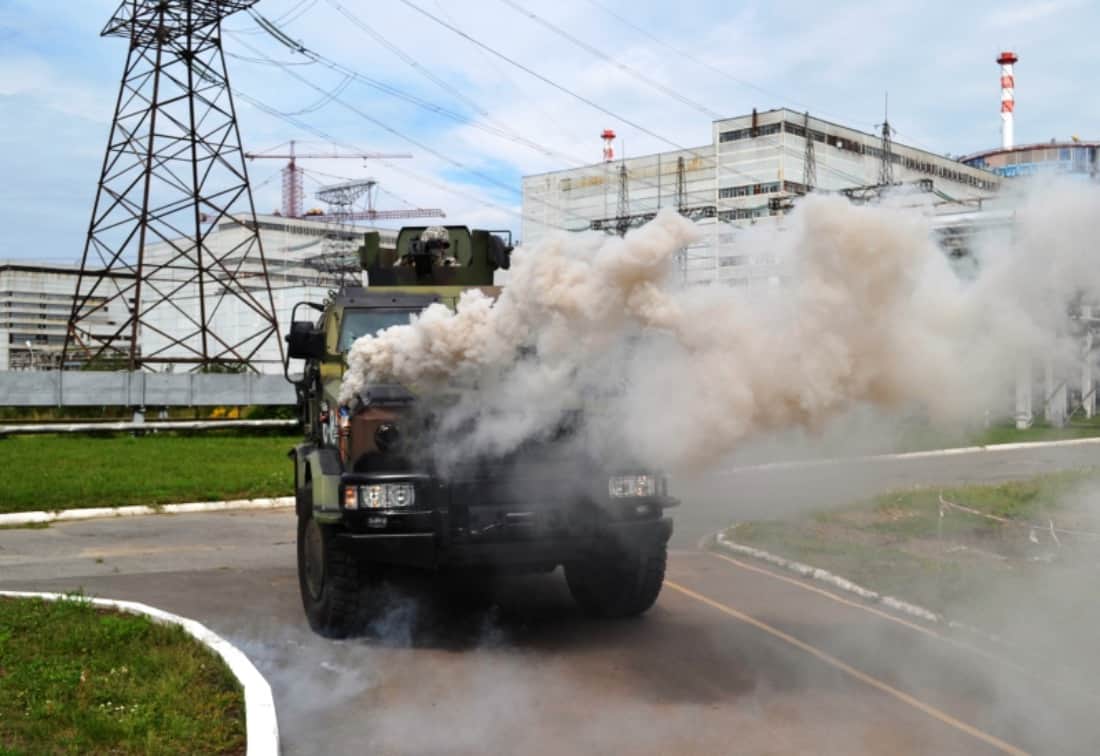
[64,0,282,371]
[877,94,895,187]
[802,111,816,191]
[615,162,630,237]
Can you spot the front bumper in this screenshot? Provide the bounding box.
[336,515,674,570]
[336,468,675,569]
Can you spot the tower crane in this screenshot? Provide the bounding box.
[244,140,415,218]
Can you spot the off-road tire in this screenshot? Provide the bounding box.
[297,488,376,638]
[565,540,667,618]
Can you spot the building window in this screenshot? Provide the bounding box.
[719,182,780,199]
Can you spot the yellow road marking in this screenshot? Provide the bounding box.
[664,579,1029,756]
[708,551,938,635]
[705,551,1100,709]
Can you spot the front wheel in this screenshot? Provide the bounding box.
[297,493,377,638]
[565,540,667,619]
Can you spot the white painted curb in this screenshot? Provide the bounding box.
[0,496,294,528]
[712,531,1015,647]
[719,435,1100,475]
[0,591,279,755]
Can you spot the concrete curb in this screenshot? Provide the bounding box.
[0,590,279,755]
[712,531,1013,645]
[0,496,295,528]
[719,435,1100,475]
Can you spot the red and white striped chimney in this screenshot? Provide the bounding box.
[997,51,1018,149]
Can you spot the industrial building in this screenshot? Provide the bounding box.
[2,216,393,373]
[522,108,1001,284]
[137,213,397,372]
[960,140,1100,178]
[958,52,1098,179]
[0,261,132,370]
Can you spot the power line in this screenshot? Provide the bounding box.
[499,0,723,120]
[237,13,712,229]
[237,6,765,236]
[324,0,492,119]
[430,0,592,147]
[394,0,700,155]
[232,87,571,231]
[391,0,771,193]
[235,17,588,168]
[580,0,867,127]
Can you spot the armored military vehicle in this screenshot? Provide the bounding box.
[285,225,677,637]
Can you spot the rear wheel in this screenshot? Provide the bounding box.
[297,488,378,638]
[565,539,667,618]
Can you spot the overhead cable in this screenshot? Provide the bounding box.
[239,14,588,168]
[499,0,724,120]
[233,87,575,231]
[394,0,696,154]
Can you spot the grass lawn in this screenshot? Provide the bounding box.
[0,596,244,755]
[0,433,297,515]
[893,415,1100,453]
[723,468,1100,621]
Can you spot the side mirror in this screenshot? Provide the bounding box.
[286,321,325,360]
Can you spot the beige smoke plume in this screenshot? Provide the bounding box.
[341,184,1100,472]
[340,209,701,402]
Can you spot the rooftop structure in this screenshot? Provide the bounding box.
[959,141,1100,179]
[523,108,1000,284]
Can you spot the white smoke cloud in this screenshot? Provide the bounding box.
[341,180,1100,473]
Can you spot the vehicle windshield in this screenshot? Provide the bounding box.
[338,309,419,352]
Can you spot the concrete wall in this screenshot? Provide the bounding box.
[0,370,295,407]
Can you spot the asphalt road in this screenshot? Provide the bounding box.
[3,443,1099,755]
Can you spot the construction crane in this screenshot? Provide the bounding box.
[244,140,414,218]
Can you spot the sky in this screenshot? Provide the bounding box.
[0,0,1096,263]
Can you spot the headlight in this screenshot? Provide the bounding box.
[344,483,416,509]
[609,474,657,498]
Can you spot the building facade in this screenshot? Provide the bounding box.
[2,216,396,373]
[138,214,397,372]
[0,262,132,370]
[960,141,1100,178]
[523,108,1001,284]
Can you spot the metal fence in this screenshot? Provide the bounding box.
[0,371,296,408]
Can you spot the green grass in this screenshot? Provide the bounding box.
[724,468,1100,618]
[973,420,1100,446]
[0,433,297,514]
[0,596,244,755]
[892,415,1100,453]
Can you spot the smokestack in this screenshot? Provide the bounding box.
[601,129,616,162]
[997,51,1018,149]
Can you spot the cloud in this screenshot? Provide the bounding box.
[2,0,1098,261]
[987,0,1081,28]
